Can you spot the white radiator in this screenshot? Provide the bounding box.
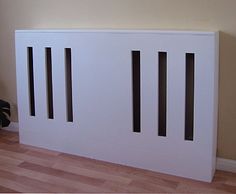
[15,29,219,182]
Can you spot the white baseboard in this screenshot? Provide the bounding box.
[2,122,19,132]
[216,157,236,173]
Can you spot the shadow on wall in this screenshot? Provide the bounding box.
[0,79,7,99]
[0,86,18,124]
[217,32,236,159]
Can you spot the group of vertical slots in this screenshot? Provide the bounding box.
[132,51,194,141]
[27,47,194,140]
[27,47,73,122]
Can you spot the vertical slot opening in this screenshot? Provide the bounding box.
[27,47,35,116]
[158,52,167,136]
[46,48,54,119]
[132,51,141,133]
[65,48,73,122]
[185,53,195,141]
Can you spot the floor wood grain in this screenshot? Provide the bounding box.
[0,129,235,193]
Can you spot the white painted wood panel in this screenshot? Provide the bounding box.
[15,29,219,182]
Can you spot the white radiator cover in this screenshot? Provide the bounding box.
[15,29,219,182]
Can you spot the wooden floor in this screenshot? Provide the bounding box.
[0,130,235,193]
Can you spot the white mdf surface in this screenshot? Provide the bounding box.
[15,29,217,35]
[15,29,219,182]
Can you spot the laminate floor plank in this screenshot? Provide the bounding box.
[53,162,132,185]
[18,161,106,187]
[0,149,56,167]
[0,161,108,193]
[0,185,19,193]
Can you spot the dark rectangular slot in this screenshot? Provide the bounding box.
[27,47,35,116]
[185,53,195,141]
[158,52,167,136]
[132,51,141,133]
[46,48,54,119]
[65,48,73,122]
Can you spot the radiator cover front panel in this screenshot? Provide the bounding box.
[15,29,219,182]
